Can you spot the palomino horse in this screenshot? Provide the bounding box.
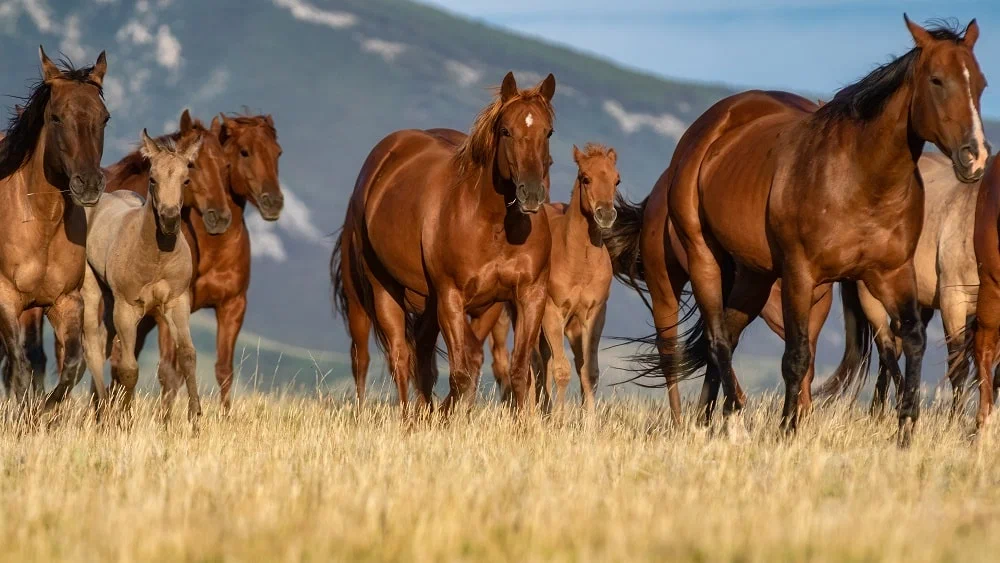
[18,110,233,395]
[489,144,619,410]
[0,47,109,408]
[109,113,282,412]
[333,72,555,411]
[81,130,202,425]
[651,17,986,444]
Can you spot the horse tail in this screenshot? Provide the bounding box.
[603,193,652,311]
[330,228,349,321]
[814,282,873,399]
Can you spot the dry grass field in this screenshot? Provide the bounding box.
[2,391,1000,562]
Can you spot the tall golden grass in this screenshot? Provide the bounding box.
[1,392,999,562]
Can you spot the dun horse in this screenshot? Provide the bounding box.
[0,47,108,408]
[629,17,987,444]
[333,72,555,411]
[490,144,619,410]
[81,130,203,425]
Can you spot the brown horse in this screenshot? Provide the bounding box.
[333,72,555,411]
[0,47,109,408]
[114,112,283,412]
[489,144,619,410]
[635,17,986,443]
[971,158,1000,428]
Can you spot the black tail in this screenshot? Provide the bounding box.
[603,193,653,311]
[814,282,873,400]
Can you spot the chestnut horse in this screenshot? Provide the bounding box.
[489,144,620,410]
[970,158,1000,428]
[0,47,109,408]
[644,17,986,444]
[120,113,283,412]
[333,72,555,411]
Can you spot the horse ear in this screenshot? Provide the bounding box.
[607,147,617,165]
[265,114,275,128]
[210,115,222,135]
[179,109,194,134]
[217,113,232,144]
[904,14,932,48]
[14,105,24,118]
[140,129,160,159]
[39,45,63,84]
[964,19,979,50]
[182,136,203,163]
[500,72,518,103]
[88,51,107,87]
[572,144,583,165]
[537,73,556,103]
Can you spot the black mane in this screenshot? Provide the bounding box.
[817,21,965,122]
[0,57,104,180]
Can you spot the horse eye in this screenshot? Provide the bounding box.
[240,149,250,157]
[149,178,157,186]
[184,179,191,186]
[615,178,621,186]
[931,76,944,87]
[547,129,554,139]
[51,115,62,124]
[278,150,284,157]
[188,162,195,169]
[103,115,111,125]
[580,176,590,185]
[500,127,511,137]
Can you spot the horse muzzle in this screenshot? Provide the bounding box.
[257,191,284,221]
[202,207,233,235]
[515,182,545,214]
[158,208,182,235]
[952,141,990,184]
[594,204,618,230]
[68,172,105,207]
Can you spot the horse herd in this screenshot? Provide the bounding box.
[332,15,1000,446]
[0,46,283,427]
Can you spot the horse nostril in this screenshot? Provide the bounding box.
[961,146,975,166]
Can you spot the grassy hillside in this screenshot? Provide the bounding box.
[2,0,997,396]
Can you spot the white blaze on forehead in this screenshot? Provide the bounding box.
[962,64,989,172]
[525,113,533,128]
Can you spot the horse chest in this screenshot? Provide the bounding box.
[8,222,86,302]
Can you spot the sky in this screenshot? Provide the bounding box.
[421,0,1000,118]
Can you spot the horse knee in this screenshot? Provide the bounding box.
[781,338,811,386]
[898,318,926,357]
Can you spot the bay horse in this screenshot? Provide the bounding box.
[81,130,203,426]
[110,112,283,412]
[0,47,109,408]
[645,17,987,444]
[333,71,555,411]
[489,144,619,410]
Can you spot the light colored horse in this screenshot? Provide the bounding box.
[490,144,619,410]
[856,152,981,413]
[81,130,202,425]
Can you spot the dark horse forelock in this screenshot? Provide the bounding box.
[452,85,554,175]
[0,58,104,181]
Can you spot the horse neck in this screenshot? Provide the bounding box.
[468,159,512,219]
[841,83,923,199]
[564,180,602,251]
[20,128,68,223]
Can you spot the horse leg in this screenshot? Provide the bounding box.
[577,304,606,411]
[470,302,507,398]
[79,265,109,416]
[42,292,86,411]
[717,268,778,414]
[779,263,818,432]
[152,315,181,421]
[539,298,569,411]
[509,285,547,413]
[21,308,47,394]
[167,293,202,429]
[973,279,1000,429]
[861,266,925,447]
[857,281,898,415]
[369,278,413,410]
[437,286,481,413]
[939,289,970,416]
[214,295,247,413]
[413,306,440,411]
[0,281,30,409]
[647,242,689,425]
[487,308,512,401]
[794,284,834,415]
[110,303,143,420]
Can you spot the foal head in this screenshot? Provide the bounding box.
[176,111,232,234]
[0,46,109,205]
[216,114,284,220]
[456,71,556,213]
[141,129,202,236]
[905,16,989,182]
[573,144,620,230]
